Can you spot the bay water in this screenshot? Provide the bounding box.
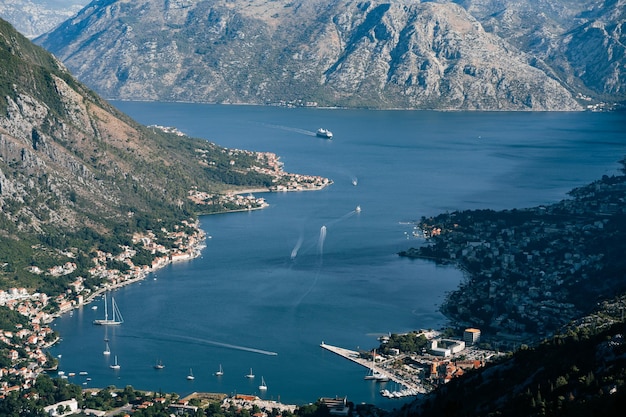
[50,104,626,408]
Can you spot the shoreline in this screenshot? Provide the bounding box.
[46,182,333,321]
[49,240,205,321]
[2,178,332,400]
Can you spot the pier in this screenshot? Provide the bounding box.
[319,342,425,396]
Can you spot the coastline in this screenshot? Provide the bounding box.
[0,146,333,393]
[47,181,333,321]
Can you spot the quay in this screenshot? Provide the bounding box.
[319,342,425,395]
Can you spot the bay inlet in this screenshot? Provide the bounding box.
[50,104,626,408]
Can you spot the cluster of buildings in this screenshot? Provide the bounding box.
[406,328,488,385]
[248,150,332,192]
[188,189,269,211]
[0,303,56,395]
[0,220,207,397]
[189,148,331,210]
[408,174,626,343]
[324,328,492,400]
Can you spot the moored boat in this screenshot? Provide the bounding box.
[93,295,124,325]
[110,356,120,370]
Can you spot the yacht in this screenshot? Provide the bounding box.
[316,128,333,139]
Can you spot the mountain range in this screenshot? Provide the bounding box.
[25,0,623,111]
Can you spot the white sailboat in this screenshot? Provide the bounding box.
[215,364,223,376]
[110,356,120,370]
[93,295,124,325]
[154,359,164,370]
[103,340,111,356]
[259,376,268,391]
[187,368,195,380]
[364,349,389,381]
[245,368,255,378]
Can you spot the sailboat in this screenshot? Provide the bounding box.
[245,368,255,378]
[364,349,389,381]
[103,340,111,356]
[259,376,268,391]
[364,350,377,380]
[110,356,120,370]
[93,295,124,325]
[215,364,223,376]
[187,368,195,380]
[154,359,164,370]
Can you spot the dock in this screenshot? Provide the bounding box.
[319,342,425,395]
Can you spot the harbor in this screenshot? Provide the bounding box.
[319,342,426,398]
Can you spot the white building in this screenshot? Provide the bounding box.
[429,339,466,357]
[44,398,79,416]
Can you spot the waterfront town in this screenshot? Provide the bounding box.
[401,167,626,346]
[189,148,332,210]
[0,219,206,396]
[0,145,332,401]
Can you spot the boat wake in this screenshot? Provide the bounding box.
[262,123,316,136]
[290,236,304,260]
[291,208,360,305]
[125,333,278,356]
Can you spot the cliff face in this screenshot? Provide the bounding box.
[35,0,587,110]
[0,16,272,241]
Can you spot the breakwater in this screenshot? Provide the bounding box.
[319,342,425,396]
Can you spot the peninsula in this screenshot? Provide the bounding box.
[400,159,626,345]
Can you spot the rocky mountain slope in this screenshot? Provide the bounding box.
[0,17,316,294]
[455,0,626,106]
[0,0,86,38]
[35,0,588,110]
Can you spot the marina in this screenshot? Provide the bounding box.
[320,342,425,397]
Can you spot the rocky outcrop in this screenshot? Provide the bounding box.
[36,0,585,110]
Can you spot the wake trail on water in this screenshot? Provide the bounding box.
[262,123,315,136]
[290,236,304,260]
[290,208,361,306]
[123,332,278,356]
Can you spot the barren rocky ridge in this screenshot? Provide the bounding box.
[28,0,625,110]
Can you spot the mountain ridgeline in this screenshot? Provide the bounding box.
[0,18,300,294]
[33,0,626,111]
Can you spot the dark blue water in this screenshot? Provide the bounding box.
[50,105,626,408]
